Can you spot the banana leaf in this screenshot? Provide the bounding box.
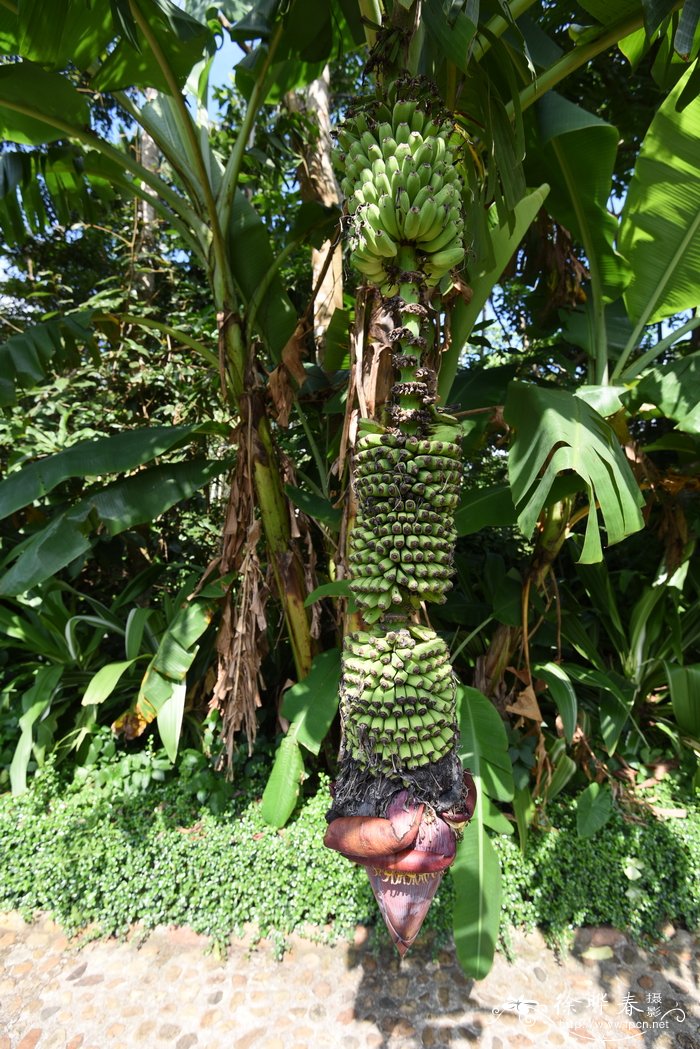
[619,63,700,328]
[0,459,227,596]
[505,381,644,563]
[453,685,513,980]
[0,423,214,519]
[261,649,341,827]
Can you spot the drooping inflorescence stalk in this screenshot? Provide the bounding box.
[324,78,476,955]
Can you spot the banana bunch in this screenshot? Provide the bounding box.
[335,97,466,289]
[340,625,457,775]
[348,431,461,620]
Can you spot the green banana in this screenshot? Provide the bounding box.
[392,99,416,126]
[419,220,463,255]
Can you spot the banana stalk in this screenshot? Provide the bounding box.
[325,78,475,954]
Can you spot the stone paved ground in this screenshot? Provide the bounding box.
[0,912,698,1049]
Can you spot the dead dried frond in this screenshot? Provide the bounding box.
[210,414,269,770]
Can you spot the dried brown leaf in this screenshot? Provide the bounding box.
[507,686,544,723]
[267,363,295,428]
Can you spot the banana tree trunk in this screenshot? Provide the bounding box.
[217,309,314,682]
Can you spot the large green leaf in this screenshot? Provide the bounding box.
[0,311,97,406]
[14,0,114,69]
[453,685,510,979]
[156,681,187,763]
[439,185,549,404]
[619,64,700,326]
[457,685,514,803]
[453,821,501,980]
[454,485,517,536]
[81,659,140,707]
[92,0,212,93]
[281,648,340,754]
[529,94,630,303]
[0,459,225,596]
[576,782,613,838]
[534,662,577,743]
[261,649,341,829]
[0,62,90,145]
[0,424,210,519]
[628,352,700,433]
[504,381,644,563]
[260,735,306,827]
[226,190,297,363]
[664,662,700,736]
[10,665,64,794]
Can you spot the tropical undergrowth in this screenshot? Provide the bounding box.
[1,747,699,956]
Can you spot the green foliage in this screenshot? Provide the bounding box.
[1,5,700,985]
[534,662,577,744]
[664,663,700,737]
[439,185,550,404]
[496,790,700,945]
[453,685,513,978]
[505,381,644,562]
[1,767,699,952]
[0,567,223,790]
[576,782,614,838]
[0,762,376,947]
[528,93,630,302]
[619,63,700,328]
[261,649,341,827]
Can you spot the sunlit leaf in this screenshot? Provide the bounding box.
[157,680,187,762]
[534,662,577,742]
[576,782,613,838]
[260,735,306,827]
[627,352,700,433]
[81,659,140,707]
[619,63,700,325]
[10,665,63,794]
[505,381,644,563]
[453,685,511,980]
[0,62,90,145]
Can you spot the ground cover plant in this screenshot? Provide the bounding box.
[1,756,699,955]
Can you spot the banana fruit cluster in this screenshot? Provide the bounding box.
[349,431,461,622]
[340,626,457,775]
[335,97,465,290]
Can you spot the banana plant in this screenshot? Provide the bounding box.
[3,0,700,979]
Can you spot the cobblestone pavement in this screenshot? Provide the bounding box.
[0,912,699,1049]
